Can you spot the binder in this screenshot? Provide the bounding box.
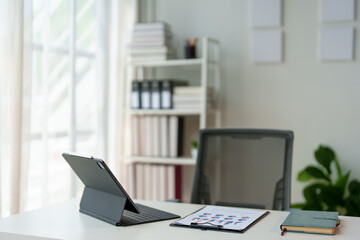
[161,80,188,109]
[131,80,141,109]
[151,80,162,109]
[141,80,151,109]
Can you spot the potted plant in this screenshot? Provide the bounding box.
[293,145,360,216]
[191,140,198,159]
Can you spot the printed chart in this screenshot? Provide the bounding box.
[173,205,268,231]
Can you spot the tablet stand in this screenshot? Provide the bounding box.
[79,186,126,226]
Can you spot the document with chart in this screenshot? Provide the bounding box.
[170,205,269,233]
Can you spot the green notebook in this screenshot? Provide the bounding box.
[280,210,339,235]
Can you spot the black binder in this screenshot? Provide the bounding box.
[62,153,180,226]
[161,80,188,109]
[141,80,151,109]
[131,80,141,109]
[151,80,162,109]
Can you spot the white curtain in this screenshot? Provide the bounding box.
[0,0,32,217]
[106,0,137,186]
[0,0,137,217]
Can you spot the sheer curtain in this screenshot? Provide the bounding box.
[107,0,137,185]
[0,0,32,217]
[0,0,136,217]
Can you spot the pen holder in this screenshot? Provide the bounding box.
[185,45,196,59]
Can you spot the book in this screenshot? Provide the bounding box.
[173,86,214,97]
[131,36,171,44]
[133,22,170,31]
[172,96,202,102]
[128,39,171,48]
[144,164,152,200]
[152,116,161,156]
[139,116,146,156]
[129,54,173,62]
[132,29,171,37]
[145,116,153,156]
[173,86,203,95]
[175,166,182,201]
[172,103,202,110]
[169,116,184,157]
[131,116,140,155]
[127,164,135,198]
[167,166,176,200]
[280,210,339,235]
[135,164,144,199]
[171,205,269,233]
[152,165,161,201]
[159,165,168,201]
[128,46,170,54]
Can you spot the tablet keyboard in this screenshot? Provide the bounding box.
[119,203,179,226]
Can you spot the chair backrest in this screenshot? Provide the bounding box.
[190,128,293,211]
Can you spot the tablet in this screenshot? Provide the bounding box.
[62,153,180,226]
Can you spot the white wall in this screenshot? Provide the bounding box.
[140,0,360,203]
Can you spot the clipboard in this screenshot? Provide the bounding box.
[170,205,269,233]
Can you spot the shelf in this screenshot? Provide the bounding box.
[128,58,206,67]
[129,109,202,116]
[123,156,196,166]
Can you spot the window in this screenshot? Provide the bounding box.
[26,0,107,211]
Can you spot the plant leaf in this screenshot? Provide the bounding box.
[305,166,331,182]
[291,203,305,209]
[348,180,360,196]
[314,145,335,175]
[335,171,350,197]
[318,185,344,211]
[302,203,323,211]
[297,169,312,182]
[344,196,360,217]
[303,183,323,210]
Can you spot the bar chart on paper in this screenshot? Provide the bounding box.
[172,205,269,231]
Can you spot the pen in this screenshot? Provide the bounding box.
[191,37,198,46]
[190,222,223,230]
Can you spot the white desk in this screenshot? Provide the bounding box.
[0,199,359,240]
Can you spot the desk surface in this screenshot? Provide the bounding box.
[0,199,359,240]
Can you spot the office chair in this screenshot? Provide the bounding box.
[190,128,293,211]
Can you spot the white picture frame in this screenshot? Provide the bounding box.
[251,0,282,27]
[320,0,355,22]
[319,27,354,61]
[252,30,283,63]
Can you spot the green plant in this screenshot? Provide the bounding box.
[191,140,198,149]
[294,145,360,216]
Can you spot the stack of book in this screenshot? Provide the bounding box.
[172,86,214,110]
[128,22,174,62]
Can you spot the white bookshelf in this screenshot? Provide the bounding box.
[120,37,220,166]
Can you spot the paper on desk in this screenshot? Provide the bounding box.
[174,206,268,231]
